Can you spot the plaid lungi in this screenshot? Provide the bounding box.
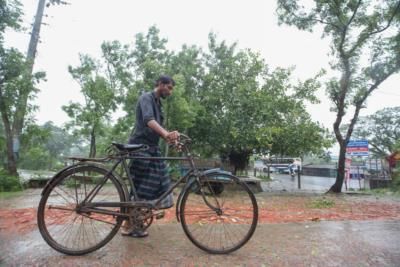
[129,147,173,209]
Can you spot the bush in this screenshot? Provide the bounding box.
[0,169,23,192]
[391,166,400,190]
[50,161,67,172]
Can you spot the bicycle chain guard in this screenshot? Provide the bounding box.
[128,207,153,230]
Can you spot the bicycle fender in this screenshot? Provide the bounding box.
[202,168,232,175]
[200,169,233,182]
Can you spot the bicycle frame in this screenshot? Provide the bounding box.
[75,147,204,220]
[38,134,259,255]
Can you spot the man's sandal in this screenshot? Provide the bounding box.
[121,220,149,238]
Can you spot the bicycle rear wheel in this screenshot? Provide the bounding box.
[37,164,126,255]
[180,173,258,254]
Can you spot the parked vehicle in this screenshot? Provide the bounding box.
[254,160,277,173]
[265,157,302,174]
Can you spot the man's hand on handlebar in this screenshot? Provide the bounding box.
[165,130,180,144]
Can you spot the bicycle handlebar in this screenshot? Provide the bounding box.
[178,133,191,143]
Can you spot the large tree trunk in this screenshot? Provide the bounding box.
[5,132,18,176]
[0,87,18,175]
[228,150,251,176]
[89,127,96,158]
[1,118,18,176]
[329,143,346,192]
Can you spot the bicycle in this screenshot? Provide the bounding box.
[37,134,258,255]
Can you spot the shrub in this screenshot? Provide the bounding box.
[391,165,400,190]
[0,169,23,192]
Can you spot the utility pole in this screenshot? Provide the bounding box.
[27,0,46,68]
[13,0,68,165]
[11,0,47,169]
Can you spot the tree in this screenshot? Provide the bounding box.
[0,0,45,175]
[116,26,204,154]
[0,0,22,40]
[68,26,329,168]
[0,47,45,174]
[66,27,205,157]
[345,107,400,157]
[13,0,68,168]
[193,34,329,174]
[63,54,118,158]
[18,122,52,170]
[277,0,400,192]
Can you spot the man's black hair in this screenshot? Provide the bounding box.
[155,75,175,86]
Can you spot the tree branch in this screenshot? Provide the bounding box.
[346,0,362,27]
[369,0,400,35]
[337,0,362,57]
[346,66,399,145]
[369,143,387,156]
[348,0,400,55]
[281,2,342,30]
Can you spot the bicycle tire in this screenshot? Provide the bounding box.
[179,173,258,254]
[37,164,126,255]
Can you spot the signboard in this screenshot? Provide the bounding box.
[346,140,369,157]
[350,160,366,167]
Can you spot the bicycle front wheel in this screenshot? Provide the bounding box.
[180,173,258,254]
[37,164,126,255]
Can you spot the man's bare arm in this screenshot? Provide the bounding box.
[147,120,179,143]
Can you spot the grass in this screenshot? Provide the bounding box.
[308,197,335,209]
[0,191,24,199]
[369,187,400,197]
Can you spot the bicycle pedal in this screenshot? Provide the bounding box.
[154,210,165,219]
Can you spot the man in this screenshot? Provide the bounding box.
[122,75,179,237]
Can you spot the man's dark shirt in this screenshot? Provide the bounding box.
[129,91,164,146]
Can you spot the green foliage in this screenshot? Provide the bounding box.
[308,197,335,209]
[344,107,400,157]
[17,121,75,170]
[190,34,331,172]
[58,26,331,174]
[64,54,119,158]
[391,163,400,189]
[276,0,400,192]
[0,0,23,42]
[19,146,51,170]
[0,2,46,174]
[0,168,22,192]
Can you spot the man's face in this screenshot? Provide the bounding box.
[159,83,174,99]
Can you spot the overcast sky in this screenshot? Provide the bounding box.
[5,0,400,131]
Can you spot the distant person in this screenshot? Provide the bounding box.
[288,161,296,178]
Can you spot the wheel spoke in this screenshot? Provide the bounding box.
[180,174,258,254]
[37,165,125,255]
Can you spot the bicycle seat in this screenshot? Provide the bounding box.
[112,142,148,152]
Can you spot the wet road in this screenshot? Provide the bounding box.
[1,220,400,266]
[262,174,367,192]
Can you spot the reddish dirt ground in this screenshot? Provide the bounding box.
[1,194,400,235]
